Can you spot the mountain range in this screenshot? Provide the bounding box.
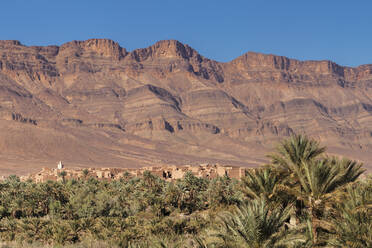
[1,39,372,175]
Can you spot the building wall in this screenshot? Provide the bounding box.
[22,164,246,182]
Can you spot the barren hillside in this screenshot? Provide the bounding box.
[1,39,371,175]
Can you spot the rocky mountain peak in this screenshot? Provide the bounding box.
[230,51,351,79]
[0,40,23,48]
[129,40,202,62]
[1,38,372,175]
[230,52,293,70]
[59,38,127,60]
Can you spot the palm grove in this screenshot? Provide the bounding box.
[0,135,371,247]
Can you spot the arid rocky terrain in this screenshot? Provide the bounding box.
[0,39,372,175]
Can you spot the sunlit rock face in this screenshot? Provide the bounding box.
[0,39,372,175]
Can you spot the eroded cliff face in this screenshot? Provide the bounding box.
[0,39,371,175]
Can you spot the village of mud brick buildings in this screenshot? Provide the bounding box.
[19,162,247,183]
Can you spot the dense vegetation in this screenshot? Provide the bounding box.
[0,135,371,247]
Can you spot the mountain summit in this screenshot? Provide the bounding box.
[0,39,372,175]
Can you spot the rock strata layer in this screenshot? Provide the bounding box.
[0,39,371,175]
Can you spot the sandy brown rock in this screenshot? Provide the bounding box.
[0,39,372,175]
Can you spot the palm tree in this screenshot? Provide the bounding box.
[0,218,18,241]
[279,157,364,244]
[68,219,82,243]
[268,134,326,175]
[328,180,372,247]
[50,220,72,245]
[207,175,241,208]
[18,218,47,243]
[177,172,208,214]
[83,169,89,179]
[327,157,366,187]
[240,167,291,206]
[269,135,365,244]
[79,217,96,237]
[208,198,293,248]
[58,171,67,183]
[94,217,117,240]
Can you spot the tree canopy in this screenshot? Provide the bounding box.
[0,134,370,247]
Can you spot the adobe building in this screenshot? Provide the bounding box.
[21,162,247,183]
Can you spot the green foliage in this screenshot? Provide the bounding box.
[207,176,242,208]
[327,179,372,247]
[207,198,294,248]
[268,134,326,174]
[240,167,293,207]
[0,134,370,247]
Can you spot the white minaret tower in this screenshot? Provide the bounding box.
[57,161,64,170]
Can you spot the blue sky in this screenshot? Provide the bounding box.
[1,0,371,66]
